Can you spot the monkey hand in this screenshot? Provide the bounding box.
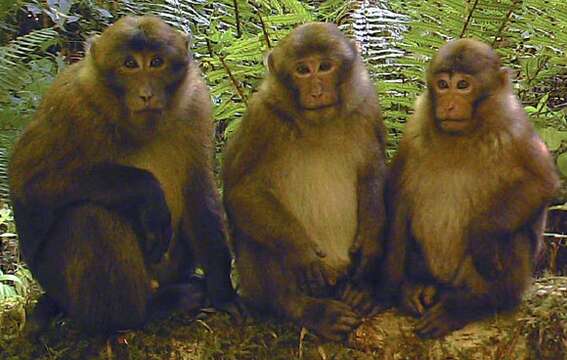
[415,301,465,339]
[136,187,173,264]
[400,281,437,317]
[348,235,381,282]
[291,244,340,297]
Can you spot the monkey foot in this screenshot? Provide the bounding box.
[415,303,465,339]
[339,283,383,318]
[401,282,437,317]
[302,299,361,342]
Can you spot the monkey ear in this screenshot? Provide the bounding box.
[349,39,359,55]
[84,34,100,56]
[498,67,511,88]
[179,31,192,52]
[264,50,276,73]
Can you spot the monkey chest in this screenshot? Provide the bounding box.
[406,165,490,283]
[120,140,189,229]
[272,145,361,271]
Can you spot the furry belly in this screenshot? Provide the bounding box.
[275,158,358,272]
[412,210,468,284]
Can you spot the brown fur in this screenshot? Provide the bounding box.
[9,16,235,335]
[223,22,386,341]
[382,39,560,338]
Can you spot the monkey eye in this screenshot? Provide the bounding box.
[457,80,469,89]
[296,63,311,75]
[124,56,139,69]
[437,79,449,89]
[319,61,333,72]
[150,56,164,68]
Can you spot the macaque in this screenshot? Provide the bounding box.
[382,38,560,338]
[223,22,386,341]
[9,16,237,335]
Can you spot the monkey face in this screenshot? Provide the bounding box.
[89,16,189,134]
[291,56,340,110]
[116,52,171,130]
[431,72,480,134]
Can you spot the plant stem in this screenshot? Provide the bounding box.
[233,0,242,38]
[249,1,271,48]
[491,0,521,47]
[460,0,480,38]
[219,56,247,103]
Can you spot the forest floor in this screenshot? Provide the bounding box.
[0,276,566,360]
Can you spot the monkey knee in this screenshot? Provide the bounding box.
[67,263,150,334]
[47,205,151,333]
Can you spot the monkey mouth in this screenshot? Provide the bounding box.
[439,118,469,132]
[302,102,338,110]
[135,108,163,115]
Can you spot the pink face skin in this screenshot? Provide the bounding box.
[292,56,340,110]
[432,72,478,133]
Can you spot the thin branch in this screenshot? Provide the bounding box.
[459,0,480,38]
[491,0,521,47]
[249,1,271,48]
[219,56,247,104]
[233,0,242,38]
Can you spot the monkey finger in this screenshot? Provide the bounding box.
[415,304,444,333]
[310,263,327,288]
[407,293,425,316]
[348,240,361,256]
[222,300,249,325]
[340,283,354,301]
[312,244,327,258]
[348,291,365,309]
[296,270,309,294]
[421,286,437,307]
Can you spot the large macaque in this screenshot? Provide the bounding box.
[383,39,560,338]
[223,22,386,341]
[9,16,237,335]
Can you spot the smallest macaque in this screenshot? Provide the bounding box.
[382,38,559,338]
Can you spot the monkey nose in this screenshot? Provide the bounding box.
[140,94,153,103]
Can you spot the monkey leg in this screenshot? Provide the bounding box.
[236,242,361,341]
[34,204,152,334]
[23,293,60,338]
[415,231,533,338]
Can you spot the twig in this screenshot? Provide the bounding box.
[219,55,247,103]
[249,1,271,48]
[298,327,308,359]
[460,0,480,38]
[491,0,521,47]
[233,0,242,38]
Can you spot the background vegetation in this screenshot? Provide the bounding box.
[0,0,565,358]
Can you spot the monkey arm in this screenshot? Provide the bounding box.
[181,168,235,306]
[13,163,171,268]
[350,162,386,282]
[377,150,410,303]
[474,177,556,235]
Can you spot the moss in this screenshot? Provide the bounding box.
[1,276,566,359]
